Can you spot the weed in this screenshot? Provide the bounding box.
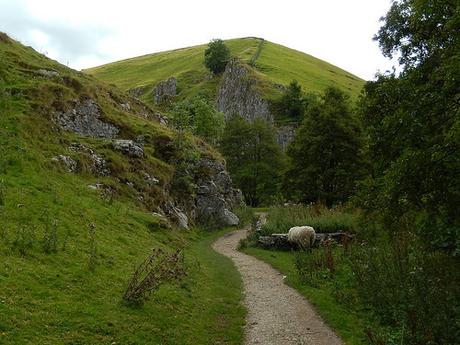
[42,218,58,254]
[87,223,97,271]
[12,224,36,256]
[123,248,187,306]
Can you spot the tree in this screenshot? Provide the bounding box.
[171,96,225,145]
[280,80,305,120]
[204,39,231,74]
[221,116,285,206]
[357,0,460,253]
[285,87,365,206]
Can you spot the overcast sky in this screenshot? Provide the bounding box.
[0,0,396,80]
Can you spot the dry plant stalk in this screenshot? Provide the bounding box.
[123,248,186,305]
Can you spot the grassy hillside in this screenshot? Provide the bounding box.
[0,33,245,344]
[84,37,365,106]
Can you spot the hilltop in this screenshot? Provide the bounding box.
[0,33,245,344]
[84,37,364,106]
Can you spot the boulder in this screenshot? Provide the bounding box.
[112,139,144,158]
[141,171,159,185]
[128,86,145,98]
[194,158,244,226]
[153,77,177,104]
[69,143,110,176]
[54,98,119,138]
[37,69,60,78]
[276,125,297,151]
[52,155,77,172]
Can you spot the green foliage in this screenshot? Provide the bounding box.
[204,39,231,74]
[279,80,305,120]
[171,96,225,145]
[285,87,366,206]
[233,206,255,227]
[357,0,460,253]
[260,204,358,236]
[351,233,460,344]
[221,116,286,206]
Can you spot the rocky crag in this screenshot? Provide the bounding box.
[216,58,296,150]
[52,94,242,229]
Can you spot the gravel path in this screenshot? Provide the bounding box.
[213,229,344,345]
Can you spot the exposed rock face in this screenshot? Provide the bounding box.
[52,155,77,173]
[54,98,119,138]
[141,171,160,186]
[37,69,60,78]
[69,143,110,176]
[112,139,144,158]
[153,77,177,104]
[128,86,145,98]
[216,58,273,123]
[194,158,244,226]
[276,125,297,151]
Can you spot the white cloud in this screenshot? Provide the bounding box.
[0,0,396,79]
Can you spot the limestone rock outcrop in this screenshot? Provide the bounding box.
[112,139,144,158]
[193,158,244,226]
[54,98,119,138]
[153,77,177,104]
[276,125,297,151]
[216,58,273,123]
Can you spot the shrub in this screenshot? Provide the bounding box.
[123,248,187,306]
[351,233,460,344]
[42,217,58,254]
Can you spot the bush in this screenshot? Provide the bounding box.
[351,233,460,344]
[123,248,187,306]
[204,39,230,74]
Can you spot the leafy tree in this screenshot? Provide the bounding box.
[204,39,231,74]
[221,116,285,206]
[280,80,305,120]
[171,96,225,145]
[285,87,365,206]
[357,0,460,253]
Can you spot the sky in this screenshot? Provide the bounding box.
[0,0,396,80]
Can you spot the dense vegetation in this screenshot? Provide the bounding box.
[221,116,285,206]
[245,1,460,344]
[284,87,365,206]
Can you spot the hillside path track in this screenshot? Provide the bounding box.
[212,228,344,345]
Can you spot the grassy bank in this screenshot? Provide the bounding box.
[0,228,245,344]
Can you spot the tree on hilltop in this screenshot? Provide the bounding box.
[204,39,231,74]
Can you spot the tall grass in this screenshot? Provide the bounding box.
[261,204,358,235]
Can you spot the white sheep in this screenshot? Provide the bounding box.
[287,226,316,249]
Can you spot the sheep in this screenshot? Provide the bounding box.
[287,226,316,249]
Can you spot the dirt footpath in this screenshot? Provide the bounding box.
[213,229,344,345]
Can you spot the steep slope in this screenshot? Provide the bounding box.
[0,33,245,344]
[84,37,365,106]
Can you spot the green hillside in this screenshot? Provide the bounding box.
[0,33,245,344]
[84,37,365,106]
